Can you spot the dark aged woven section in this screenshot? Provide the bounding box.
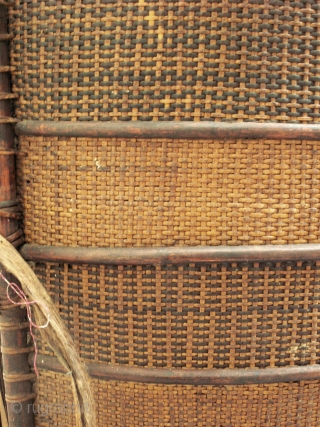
[8,1,320,122]
[17,136,320,247]
[34,372,320,427]
[34,260,320,369]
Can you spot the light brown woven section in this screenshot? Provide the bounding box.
[9,1,320,122]
[34,260,320,369]
[34,371,320,427]
[17,136,320,247]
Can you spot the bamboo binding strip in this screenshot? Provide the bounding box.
[15,121,320,140]
[20,243,320,265]
[31,354,320,386]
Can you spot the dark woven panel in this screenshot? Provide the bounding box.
[34,260,320,369]
[17,136,320,247]
[35,372,320,427]
[9,1,320,122]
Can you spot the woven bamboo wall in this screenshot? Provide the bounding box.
[9,0,320,123]
[11,1,320,247]
[28,257,320,427]
[34,372,320,427]
[8,1,320,426]
[17,137,320,247]
[34,260,320,370]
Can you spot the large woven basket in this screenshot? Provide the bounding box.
[5,1,320,426]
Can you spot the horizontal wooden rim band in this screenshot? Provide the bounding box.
[0,148,25,153]
[0,66,12,72]
[4,373,36,382]
[0,296,21,310]
[0,92,17,100]
[1,346,33,355]
[0,322,29,331]
[0,303,20,311]
[20,243,320,266]
[0,200,19,209]
[0,219,23,248]
[15,121,320,141]
[0,205,20,213]
[6,228,23,243]
[10,236,25,249]
[5,393,36,404]
[30,354,320,386]
[0,33,13,40]
[0,211,21,219]
[0,150,15,155]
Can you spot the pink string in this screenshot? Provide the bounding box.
[0,271,50,377]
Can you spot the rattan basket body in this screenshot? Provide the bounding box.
[9,1,320,123]
[7,1,320,426]
[16,136,320,248]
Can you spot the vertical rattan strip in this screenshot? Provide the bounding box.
[0,3,35,427]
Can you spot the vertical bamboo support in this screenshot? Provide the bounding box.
[0,3,35,427]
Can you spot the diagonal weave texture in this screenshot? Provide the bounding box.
[34,260,320,370]
[34,371,320,427]
[17,136,320,247]
[8,0,320,122]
